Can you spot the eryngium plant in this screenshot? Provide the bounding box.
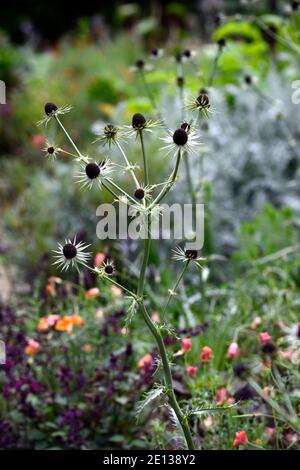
[39,90,207,449]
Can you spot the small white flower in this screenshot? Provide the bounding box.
[38,102,72,126]
[75,159,114,190]
[126,113,163,137]
[53,237,91,272]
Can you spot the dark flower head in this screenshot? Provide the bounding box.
[134,188,145,200]
[233,362,248,379]
[183,49,191,58]
[261,341,277,355]
[292,1,300,11]
[104,124,117,138]
[199,87,208,95]
[217,38,226,49]
[177,76,184,88]
[181,122,191,132]
[234,383,257,401]
[185,249,198,259]
[44,102,58,116]
[104,264,114,275]
[151,48,159,57]
[85,162,100,180]
[244,75,252,85]
[47,146,55,154]
[197,93,210,109]
[173,128,188,146]
[63,243,77,260]
[132,113,146,130]
[135,59,145,70]
[215,14,222,26]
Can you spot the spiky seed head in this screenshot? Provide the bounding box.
[185,249,198,259]
[135,59,145,69]
[151,48,159,56]
[181,122,190,132]
[132,113,146,130]
[85,162,100,179]
[47,146,55,154]
[63,243,77,260]
[197,93,210,108]
[183,49,191,58]
[173,128,188,146]
[218,38,226,48]
[44,102,58,116]
[134,188,145,200]
[244,75,252,85]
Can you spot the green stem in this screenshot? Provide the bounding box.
[55,116,86,161]
[116,141,140,188]
[150,149,182,208]
[139,301,196,450]
[107,179,142,206]
[163,260,190,316]
[139,130,148,186]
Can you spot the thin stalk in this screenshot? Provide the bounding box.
[139,130,148,186]
[140,70,158,114]
[208,49,221,87]
[139,301,196,450]
[162,260,190,317]
[102,180,120,200]
[55,116,86,161]
[150,149,182,208]
[116,141,140,188]
[183,151,196,207]
[107,179,142,206]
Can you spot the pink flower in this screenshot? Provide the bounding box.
[227,342,239,359]
[111,285,122,297]
[180,338,192,353]
[186,365,198,377]
[151,312,160,323]
[200,346,212,363]
[233,430,247,447]
[85,287,100,299]
[216,387,229,405]
[138,353,153,372]
[31,134,46,148]
[94,252,106,267]
[259,332,272,344]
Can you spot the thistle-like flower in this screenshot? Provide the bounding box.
[94,123,126,147]
[38,102,72,126]
[134,186,153,201]
[172,246,206,268]
[53,237,91,272]
[75,159,114,190]
[43,141,61,160]
[185,92,211,117]
[160,126,201,156]
[95,259,115,277]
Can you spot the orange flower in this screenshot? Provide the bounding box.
[69,314,84,327]
[24,339,41,355]
[94,252,106,267]
[138,353,153,372]
[46,283,56,296]
[54,314,84,334]
[180,338,192,353]
[85,287,100,299]
[82,343,92,353]
[38,317,50,332]
[233,430,247,447]
[48,276,62,284]
[200,346,212,363]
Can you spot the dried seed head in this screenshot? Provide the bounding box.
[135,59,145,69]
[218,38,226,48]
[104,124,117,137]
[181,122,191,132]
[47,146,55,154]
[85,162,100,179]
[185,249,198,259]
[63,243,77,260]
[134,188,145,200]
[104,264,114,275]
[151,48,159,57]
[177,76,184,88]
[44,102,58,116]
[173,128,188,146]
[197,93,210,109]
[183,49,192,58]
[244,75,252,85]
[132,113,146,130]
